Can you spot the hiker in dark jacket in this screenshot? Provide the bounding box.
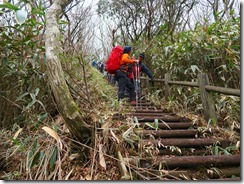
[127,53,154,98]
[129,53,154,80]
[114,46,138,104]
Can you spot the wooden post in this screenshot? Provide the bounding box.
[165,73,171,100]
[197,73,217,124]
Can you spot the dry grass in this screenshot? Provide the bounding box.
[0,65,124,180]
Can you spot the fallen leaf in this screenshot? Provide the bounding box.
[13,128,23,140]
[85,174,92,180]
[99,144,106,170]
[42,126,60,142]
[110,130,120,143]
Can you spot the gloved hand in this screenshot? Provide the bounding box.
[150,76,155,86]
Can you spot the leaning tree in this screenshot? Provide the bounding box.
[45,0,92,142]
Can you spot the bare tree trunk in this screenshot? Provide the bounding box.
[45,0,91,142]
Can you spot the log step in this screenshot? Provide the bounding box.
[125,102,153,106]
[135,129,197,138]
[133,166,240,180]
[207,177,240,181]
[139,138,231,148]
[133,109,171,113]
[158,147,212,156]
[135,116,189,122]
[131,106,163,110]
[132,112,175,116]
[127,154,240,169]
[139,122,193,129]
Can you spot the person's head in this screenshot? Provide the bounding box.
[139,53,145,61]
[123,46,132,53]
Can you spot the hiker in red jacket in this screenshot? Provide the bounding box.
[114,46,138,104]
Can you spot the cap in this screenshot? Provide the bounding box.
[139,53,145,59]
[123,46,132,53]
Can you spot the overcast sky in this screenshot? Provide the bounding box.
[83,0,110,59]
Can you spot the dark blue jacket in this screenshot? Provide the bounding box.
[140,62,154,79]
[129,62,154,80]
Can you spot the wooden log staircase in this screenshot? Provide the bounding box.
[113,99,240,180]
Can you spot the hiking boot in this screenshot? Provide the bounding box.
[130,100,137,105]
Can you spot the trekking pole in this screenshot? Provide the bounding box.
[131,65,136,105]
[135,62,140,107]
[137,64,141,103]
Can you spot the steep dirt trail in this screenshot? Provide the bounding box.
[113,99,240,180]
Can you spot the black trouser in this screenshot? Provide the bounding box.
[115,70,135,101]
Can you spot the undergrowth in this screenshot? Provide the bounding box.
[0,64,125,180]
